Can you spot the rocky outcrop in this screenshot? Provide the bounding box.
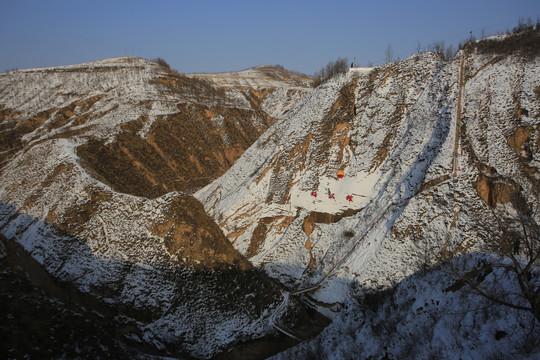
[474,172,521,207]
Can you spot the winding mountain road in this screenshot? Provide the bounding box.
[269,291,302,340]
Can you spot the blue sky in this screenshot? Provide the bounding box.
[1,0,538,74]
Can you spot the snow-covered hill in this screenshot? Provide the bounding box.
[1,28,539,358]
[0,57,317,358]
[188,65,312,89]
[188,65,312,121]
[196,31,540,319]
[0,58,312,197]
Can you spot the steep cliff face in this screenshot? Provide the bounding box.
[0,58,315,358]
[196,31,540,312]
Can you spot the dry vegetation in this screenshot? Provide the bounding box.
[312,57,349,87]
[463,22,540,59]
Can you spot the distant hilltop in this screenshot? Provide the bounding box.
[348,66,374,72]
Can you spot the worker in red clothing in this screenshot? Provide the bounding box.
[346,195,353,202]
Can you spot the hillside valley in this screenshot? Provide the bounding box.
[195,28,540,358]
[0,58,320,358]
[1,27,540,359]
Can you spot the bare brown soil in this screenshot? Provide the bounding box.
[76,102,269,198]
[507,125,534,159]
[0,107,55,166]
[148,194,252,270]
[246,216,294,258]
[302,209,362,237]
[474,172,521,207]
